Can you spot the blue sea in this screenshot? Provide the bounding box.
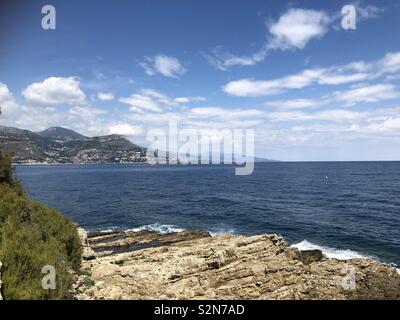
[16,162,400,266]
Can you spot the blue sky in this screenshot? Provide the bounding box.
[1,0,400,160]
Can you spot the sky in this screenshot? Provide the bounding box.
[1,0,400,161]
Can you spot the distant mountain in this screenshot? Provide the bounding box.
[0,125,147,164]
[37,126,87,142]
[252,156,279,163]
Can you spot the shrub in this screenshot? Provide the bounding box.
[82,276,95,287]
[0,152,13,184]
[0,150,82,299]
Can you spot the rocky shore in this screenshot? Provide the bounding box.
[73,228,400,300]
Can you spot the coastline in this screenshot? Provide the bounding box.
[13,162,149,166]
[89,223,397,267]
[73,227,400,300]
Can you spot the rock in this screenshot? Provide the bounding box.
[300,250,324,265]
[0,261,3,300]
[88,229,211,256]
[74,230,400,300]
[77,228,96,260]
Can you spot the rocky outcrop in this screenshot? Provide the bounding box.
[77,228,96,261]
[0,261,3,300]
[300,250,324,265]
[87,229,211,256]
[74,230,400,300]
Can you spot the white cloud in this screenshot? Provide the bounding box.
[174,96,206,103]
[357,4,384,21]
[189,107,263,118]
[378,117,400,131]
[268,8,331,50]
[223,69,323,97]
[22,77,86,106]
[223,52,400,97]
[108,123,143,136]
[97,92,114,101]
[0,82,19,118]
[68,106,106,118]
[318,72,370,85]
[119,89,182,113]
[265,98,321,109]
[205,8,331,70]
[267,109,367,122]
[139,55,186,78]
[265,83,399,110]
[377,52,400,74]
[206,5,384,70]
[203,47,267,71]
[332,84,399,106]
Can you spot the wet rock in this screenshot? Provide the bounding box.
[89,229,211,256]
[300,250,324,265]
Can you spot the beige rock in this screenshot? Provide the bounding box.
[77,227,96,260]
[74,230,400,300]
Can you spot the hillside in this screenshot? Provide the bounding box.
[37,127,87,142]
[0,125,147,164]
[0,150,82,299]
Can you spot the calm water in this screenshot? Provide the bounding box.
[16,162,400,266]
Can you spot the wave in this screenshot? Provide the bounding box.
[96,226,399,271]
[126,223,185,234]
[209,228,236,237]
[293,240,400,273]
[291,240,372,260]
[98,226,121,233]
[100,224,237,237]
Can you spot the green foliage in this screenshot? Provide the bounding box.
[0,150,82,299]
[78,268,91,277]
[82,276,95,287]
[0,151,13,184]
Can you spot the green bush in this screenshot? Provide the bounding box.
[0,150,82,299]
[82,276,95,287]
[0,151,13,184]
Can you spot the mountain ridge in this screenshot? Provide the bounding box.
[37,127,87,142]
[0,125,147,164]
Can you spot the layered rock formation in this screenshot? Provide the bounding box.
[73,229,400,300]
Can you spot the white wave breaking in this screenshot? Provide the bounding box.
[96,226,398,271]
[126,223,185,234]
[209,228,237,237]
[98,226,120,233]
[101,224,237,237]
[291,240,371,260]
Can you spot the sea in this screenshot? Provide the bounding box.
[16,162,400,267]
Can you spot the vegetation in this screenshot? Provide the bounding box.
[0,147,82,300]
[82,276,95,287]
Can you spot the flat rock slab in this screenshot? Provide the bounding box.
[88,229,211,255]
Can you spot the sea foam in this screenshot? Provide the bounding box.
[291,240,371,260]
[126,223,185,234]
